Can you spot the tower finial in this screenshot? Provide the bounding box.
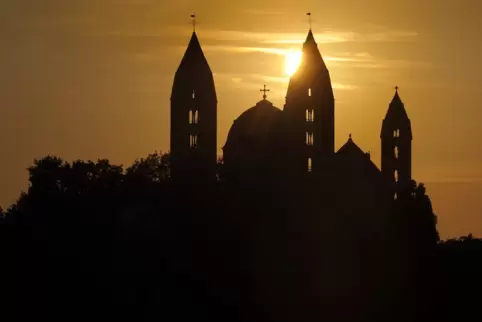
[307,12,312,30]
[191,13,196,32]
[395,85,399,92]
[349,133,352,140]
[260,85,270,100]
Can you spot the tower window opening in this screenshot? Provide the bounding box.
[306,132,314,145]
[190,110,199,124]
[394,170,399,183]
[393,129,400,138]
[394,193,398,200]
[190,134,198,148]
[394,146,399,159]
[192,90,196,99]
[306,109,314,122]
[308,158,312,172]
[308,88,312,97]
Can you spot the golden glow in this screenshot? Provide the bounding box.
[284,50,302,76]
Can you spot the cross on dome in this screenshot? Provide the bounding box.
[260,84,270,100]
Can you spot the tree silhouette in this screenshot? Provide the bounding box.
[0,153,479,322]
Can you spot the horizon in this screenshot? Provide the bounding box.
[1,0,482,238]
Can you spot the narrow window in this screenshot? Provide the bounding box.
[306,109,314,122]
[394,146,399,159]
[394,193,398,200]
[192,90,196,99]
[308,158,312,172]
[393,129,400,138]
[394,170,399,183]
[308,88,312,97]
[194,110,198,124]
[190,134,198,148]
[189,110,193,124]
[306,132,314,145]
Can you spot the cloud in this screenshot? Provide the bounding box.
[198,28,419,45]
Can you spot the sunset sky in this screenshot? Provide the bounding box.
[1,0,481,237]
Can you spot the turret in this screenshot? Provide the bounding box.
[170,30,217,183]
[381,87,412,199]
[284,28,335,176]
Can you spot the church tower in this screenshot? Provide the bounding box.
[381,87,412,199]
[284,27,335,176]
[170,28,217,183]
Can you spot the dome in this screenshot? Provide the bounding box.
[224,99,282,150]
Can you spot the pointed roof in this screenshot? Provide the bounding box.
[305,29,316,44]
[337,135,367,157]
[178,32,211,71]
[300,28,327,71]
[336,135,382,176]
[381,87,412,139]
[386,88,409,120]
[171,31,216,101]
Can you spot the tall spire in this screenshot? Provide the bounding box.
[170,19,218,184]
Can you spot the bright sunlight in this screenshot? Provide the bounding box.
[284,50,302,76]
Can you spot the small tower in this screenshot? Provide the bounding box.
[170,24,217,183]
[284,25,335,176]
[381,87,412,199]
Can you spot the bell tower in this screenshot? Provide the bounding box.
[170,21,217,183]
[284,26,335,176]
[381,87,412,199]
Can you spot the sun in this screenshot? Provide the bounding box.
[285,50,302,76]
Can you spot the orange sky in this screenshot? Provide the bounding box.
[1,0,481,238]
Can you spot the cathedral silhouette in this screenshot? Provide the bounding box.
[170,25,413,208]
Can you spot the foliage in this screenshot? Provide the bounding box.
[0,155,476,322]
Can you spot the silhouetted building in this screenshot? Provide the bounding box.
[223,98,282,184]
[170,31,217,184]
[284,29,335,177]
[381,87,413,199]
[169,27,413,203]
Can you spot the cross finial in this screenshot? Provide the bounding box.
[190,13,196,32]
[260,85,270,100]
[307,12,312,30]
[395,85,399,92]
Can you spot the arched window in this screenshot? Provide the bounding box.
[190,134,198,148]
[189,110,193,124]
[306,132,314,145]
[308,158,312,172]
[192,90,196,99]
[394,170,399,183]
[394,193,398,200]
[308,88,312,97]
[306,109,314,122]
[194,110,198,124]
[394,146,399,159]
[393,129,400,138]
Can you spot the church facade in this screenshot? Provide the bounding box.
[170,27,413,202]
